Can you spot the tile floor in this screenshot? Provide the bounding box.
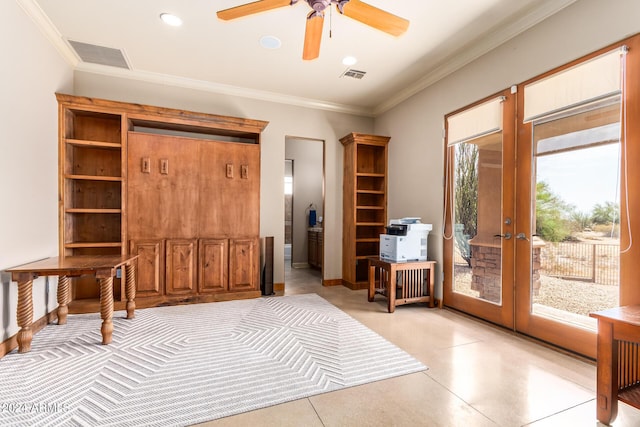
[199,265,640,427]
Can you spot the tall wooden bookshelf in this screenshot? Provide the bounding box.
[340,133,390,290]
[58,97,126,300]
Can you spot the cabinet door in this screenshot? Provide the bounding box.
[199,239,228,293]
[130,239,164,297]
[308,231,318,267]
[317,232,323,268]
[166,239,197,296]
[127,132,200,240]
[229,238,258,292]
[199,141,260,237]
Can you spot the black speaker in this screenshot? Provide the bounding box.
[261,236,274,295]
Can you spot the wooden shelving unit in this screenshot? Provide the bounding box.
[58,101,126,301]
[341,133,390,290]
[57,93,269,312]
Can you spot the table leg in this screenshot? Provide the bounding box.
[428,266,435,308]
[388,267,396,313]
[99,276,114,345]
[368,263,375,302]
[124,263,136,319]
[596,320,618,425]
[16,278,34,353]
[57,275,70,325]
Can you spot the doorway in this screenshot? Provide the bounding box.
[284,137,324,284]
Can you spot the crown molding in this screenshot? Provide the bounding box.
[18,0,373,117]
[74,62,375,117]
[373,0,579,115]
[17,0,79,67]
[18,0,577,119]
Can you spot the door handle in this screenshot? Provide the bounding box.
[516,233,529,241]
[494,233,512,240]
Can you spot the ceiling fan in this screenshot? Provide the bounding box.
[217,0,410,60]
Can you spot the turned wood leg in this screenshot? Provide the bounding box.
[125,263,136,319]
[596,320,618,425]
[17,278,34,353]
[368,264,375,302]
[57,275,71,325]
[99,276,114,345]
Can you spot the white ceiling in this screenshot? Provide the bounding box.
[23,0,577,116]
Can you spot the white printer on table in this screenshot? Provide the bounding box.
[380,217,432,262]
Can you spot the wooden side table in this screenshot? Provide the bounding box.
[590,305,640,425]
[367,257,436,313]
[6,255,138,353]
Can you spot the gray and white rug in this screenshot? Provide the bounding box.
[0,293,427,426]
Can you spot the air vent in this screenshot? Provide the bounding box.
[68,40,130,69]
[341,69,366,79]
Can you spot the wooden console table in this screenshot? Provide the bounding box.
[6,255,138,353]
[367,257,436,313]
[590,305,640,425]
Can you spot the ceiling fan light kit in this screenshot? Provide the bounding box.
[217,0,409,60]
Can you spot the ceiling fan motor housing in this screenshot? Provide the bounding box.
[306,0,331,12]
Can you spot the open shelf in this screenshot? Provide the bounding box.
[65,138,121,149]
[356,172,385,177]
[66,175,123,182]
[65,242,123,249]
[66,208,122,214]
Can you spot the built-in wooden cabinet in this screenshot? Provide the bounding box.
[341,133,390,290]
[308,229,323,269]
[57,94,268,312]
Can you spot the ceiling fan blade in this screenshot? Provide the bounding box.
[217,0,292,21]
[340,0,409,36]
[303,13,324,61]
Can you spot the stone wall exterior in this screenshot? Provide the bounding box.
[470,243,542,303]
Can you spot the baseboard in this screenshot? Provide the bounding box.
[341,279,369,290]
[273,282,285,292]
[322,279,342,287]
[291,262,310,269]
[0,311,57,359]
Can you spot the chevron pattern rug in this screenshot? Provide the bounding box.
[0,294,427,426]
[0,293,426,426]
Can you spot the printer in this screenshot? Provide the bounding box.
[380,218,432,262]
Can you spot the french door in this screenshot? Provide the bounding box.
[443,89,516,329]
[444,34,640,358]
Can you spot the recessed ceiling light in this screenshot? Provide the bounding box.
[342,56,357,66]
[260,35,282,50]
[160,13,183,27]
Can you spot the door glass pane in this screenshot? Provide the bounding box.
[531,99,620,329]
[453,132,503,305]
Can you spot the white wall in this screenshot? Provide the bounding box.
[73,72,374,284]
[375,0,640,298]
[0,0,73,340]
[285,137,324,266]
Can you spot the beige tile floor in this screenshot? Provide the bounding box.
[199,264,640,427]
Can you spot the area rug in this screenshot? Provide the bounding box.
[0,293,427,426]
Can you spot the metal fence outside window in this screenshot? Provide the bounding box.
[539,242,619,286]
